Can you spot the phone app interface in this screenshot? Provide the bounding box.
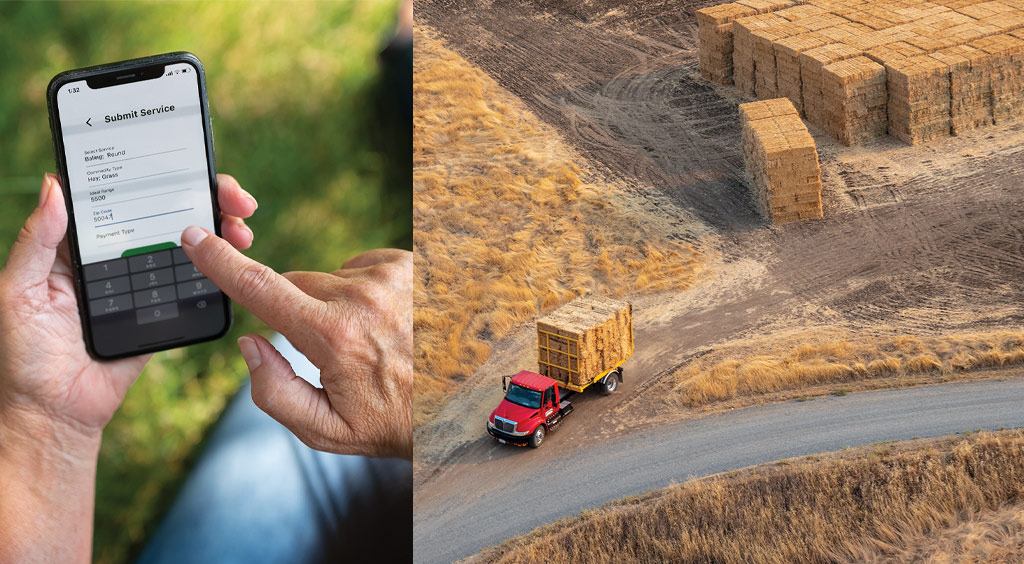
[56,62,226,355]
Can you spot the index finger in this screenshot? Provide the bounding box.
[180,225,326,349]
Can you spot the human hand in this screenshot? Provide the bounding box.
[0,173,257,563]
[0,173,257,438]
[181,229,412,460]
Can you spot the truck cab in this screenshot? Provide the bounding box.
[486,370,574,448]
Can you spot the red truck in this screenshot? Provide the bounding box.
[486,297,633,448]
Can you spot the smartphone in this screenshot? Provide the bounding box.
[46,52,231,360]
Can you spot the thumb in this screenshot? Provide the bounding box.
[2,174,67,290]
[238,334,342,452]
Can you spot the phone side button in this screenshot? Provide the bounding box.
[89,294,134,317]
[136,303,180,325]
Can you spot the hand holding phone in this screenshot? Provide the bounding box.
[0,172,256,564]
[0,173,256,434]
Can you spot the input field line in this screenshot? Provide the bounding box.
[91,187,191,208]
[90,168,189,188]
[94,207,193,228]
[85,148,187,171]
[96,229,183,248]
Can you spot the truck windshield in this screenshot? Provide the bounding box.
[505,383,542,409]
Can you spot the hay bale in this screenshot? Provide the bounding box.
[969,33,1024,122]
[934,44,994,135]
[696,2,759,84]
[739,98,823,224]
[885,54,953,144]
[734,13,792,95]
[753,22,808,99]
[536,296,633,387]
[800,42,863,129]
[775,31,830,113]
[821,56,888,144]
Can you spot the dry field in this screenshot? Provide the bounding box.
[673,328,1024,407]
[466,430,1024,564]
[413,28,705,426]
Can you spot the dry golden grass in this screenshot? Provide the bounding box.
[852,500,1024,563]
[675,329,1024,407]
[468,430,1024,564]
[413,27,704,426]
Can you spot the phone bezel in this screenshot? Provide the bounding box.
[46,51,232,360]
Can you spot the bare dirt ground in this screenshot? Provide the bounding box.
[415,2,1024,552]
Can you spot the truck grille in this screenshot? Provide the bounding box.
[494,416,516,434]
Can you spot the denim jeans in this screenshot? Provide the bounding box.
[135,335,412,564]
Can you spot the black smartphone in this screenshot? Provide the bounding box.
[46,52,231,360]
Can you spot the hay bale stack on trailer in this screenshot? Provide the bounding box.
[536,296,633,391]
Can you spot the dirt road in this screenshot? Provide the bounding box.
[415,377,1024,563]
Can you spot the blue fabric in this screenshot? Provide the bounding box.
[135,336,412,564]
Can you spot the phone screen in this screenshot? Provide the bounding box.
[53,58,229,358]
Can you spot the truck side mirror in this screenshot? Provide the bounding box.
[502,375,510,392]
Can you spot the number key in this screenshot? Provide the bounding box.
[177,278,219,298]
[131,268,174,290]
[86,276,131,299]
[128,250,172,272]
[133,285,177,308]
[83,258,128,281]
[89,294,133,317]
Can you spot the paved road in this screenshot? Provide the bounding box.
[414,377,1024,563]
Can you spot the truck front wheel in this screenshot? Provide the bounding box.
[529,425,546,448]
[600,372,619,395]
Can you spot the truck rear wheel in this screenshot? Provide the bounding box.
[529,425,545,448]
[600,372,619,395]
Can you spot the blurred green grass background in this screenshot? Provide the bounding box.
[0,2,410,563]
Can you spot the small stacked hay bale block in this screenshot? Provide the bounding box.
[696,2,759,84]
[536,296,633,388]
[821,56,888,144]
[739,98,823,224]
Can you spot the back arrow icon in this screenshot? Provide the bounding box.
[86,118,92,127]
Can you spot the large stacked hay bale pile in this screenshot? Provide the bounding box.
[536,297,633,388]
[695,0,1024,146]
[739,98,823,224]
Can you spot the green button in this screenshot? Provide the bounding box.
[121,241,177,258]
